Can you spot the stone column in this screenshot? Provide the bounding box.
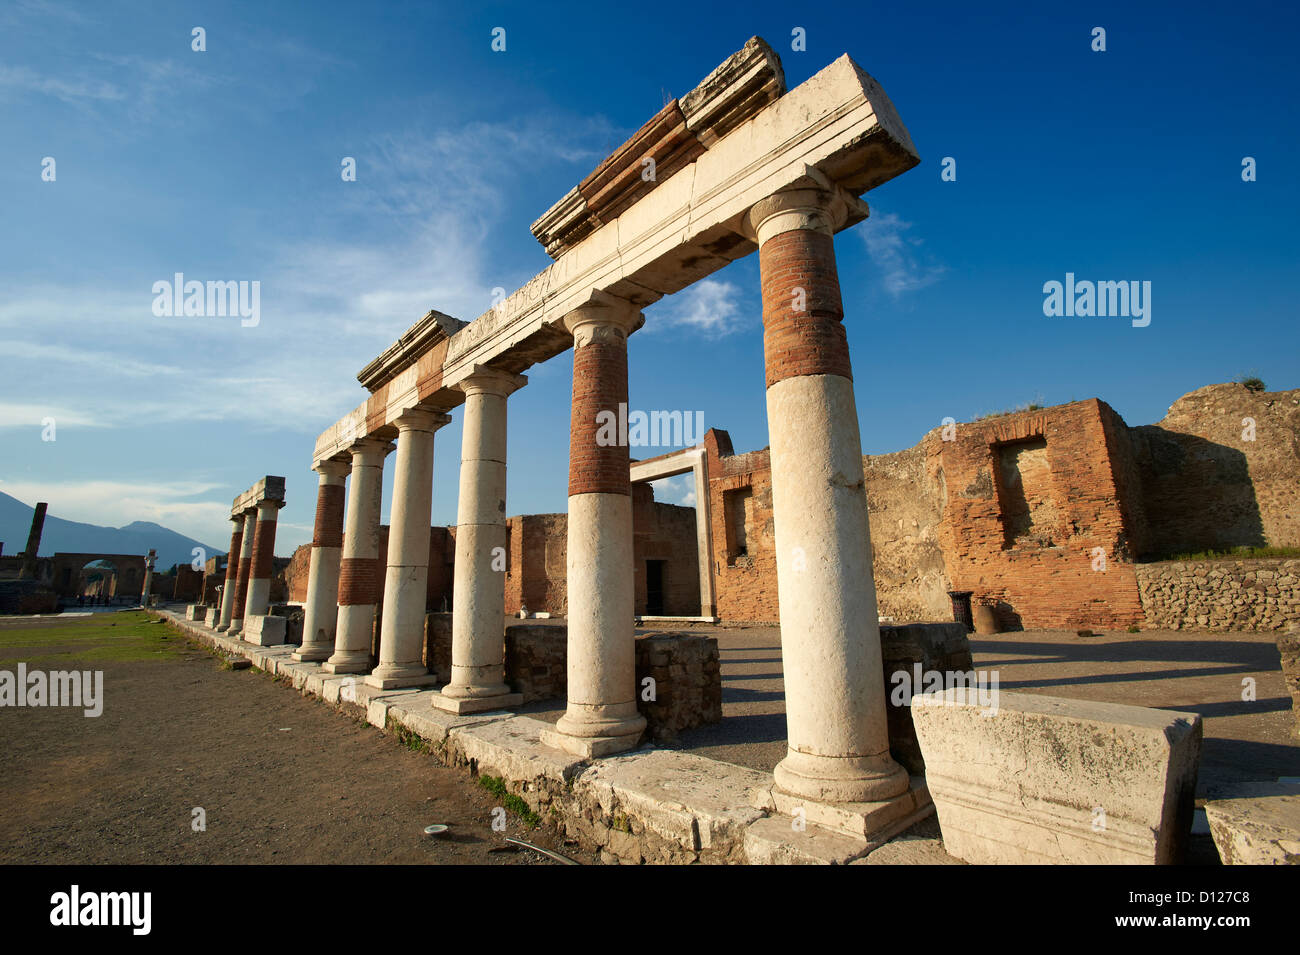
[243,500,282,622]
[541,294,646,757]
[294,459,350,662]
[217,517,244,630]
[324,438,392,674]
[748,187,908,803]
[140,549,156,607]
[228,510,257,636]
[433,368,526,712]
[367,409,451,689]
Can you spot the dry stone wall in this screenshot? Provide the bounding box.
[1135,558,1300,631]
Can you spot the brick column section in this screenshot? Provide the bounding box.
[434,367,527,712]
[324,437,392,674]
[367,409,451,689]
[293,459,350,662]
[748,186,908,804]
[216,517,243,631]
[541,293,647,758]
[242,499,283,623]
[228,509,258,636]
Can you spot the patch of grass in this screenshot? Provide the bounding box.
[386,715,431,754]
[1235,374,1265,393]
[0,611,183,667]
[1160,545,1300,562]
[1127,625,1142,633]
[478,774,540,827]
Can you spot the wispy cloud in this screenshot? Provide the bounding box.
[858,212,945,297]
[644,278,748,339]
[650,475,696,507]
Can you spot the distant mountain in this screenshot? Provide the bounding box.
[0,492,224,570]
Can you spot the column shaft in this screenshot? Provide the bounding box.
[324,438,391,674]
[294,460,349,661]
[228,510,257,635]
[435,369,525,713]
[217,519,243,630]
[243,500,281,621]
[544,296,645,756]
[750,188,907,803]
[368,410,449,689]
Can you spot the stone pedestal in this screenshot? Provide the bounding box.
[545,295,645,756]
[748,186,908,804]
[244,614,287,647]
[367,410,449,690]
[324,438,392,675]
[434,368,526,712]
[295,460,349,662]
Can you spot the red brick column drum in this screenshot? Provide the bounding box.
[228,510,258,635]
[313,483,345,548]
[568,325,631,496]
[338,556,380,606]
[758,227,852,387]
[295,458,351,662]
[217,520,243,630]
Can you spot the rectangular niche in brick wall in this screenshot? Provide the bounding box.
[723,486,753,566]
[995,436,1060,549]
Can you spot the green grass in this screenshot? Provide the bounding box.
[477,774,540,828]
[971,401,1045,422]
[1160,545,1300,562]
[0,611,182,668]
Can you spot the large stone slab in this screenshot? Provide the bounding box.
[243,614,286,646]
[449,716,587,788]
[912,689,1201,864]
[743,815,868,865]
[1204,782,1300,865]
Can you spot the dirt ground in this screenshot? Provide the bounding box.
[0,612,586,865]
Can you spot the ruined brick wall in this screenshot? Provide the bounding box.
[285,544,311,602]
[634,632,722,740]
[935,400,1144,630]
[863,438,950,621]
[1129,384,1300,557]
[504,514,568,616]
[632,485,700,615]
[171,565,203,602]
[1135,558,1300,631]
[704,430,779,622]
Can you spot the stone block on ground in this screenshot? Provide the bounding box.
[243,614,286,646]
[879,622,974,774]
[1204,781,1300,865]
[912,689,1202,864]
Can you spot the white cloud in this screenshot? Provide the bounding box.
[858,212,946,297]
[645,278,747,338]
[650,475,696,507]
[0,478,231,545]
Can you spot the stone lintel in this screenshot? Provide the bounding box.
[230,475,286,518]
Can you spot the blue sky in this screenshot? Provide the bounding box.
[2,0,1297,556]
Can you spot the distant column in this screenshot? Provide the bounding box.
[242,500,283,621]
[294,459,350,661]
[140,549,156,607]
[434,368,526,712]
[216,517,243,630]
[18,502,47,580]
[367,409,450,689]
[541,294,646,758]
[228,510,257,636]
[748,186,907,803]
[324,438,392,674]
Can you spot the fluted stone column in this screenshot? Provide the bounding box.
[294,459,350,662]
[217,517,244,630]
[243,499,282,622]
[367,410,451,689]
[541,294,646,758]
[748,187,908,804]
[323,438,392,674]
[432,368,526,713]
[228,510,257,636]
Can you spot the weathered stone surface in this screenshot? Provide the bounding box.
[743,815,867,865]
[1204,782,1300,865]
[1278,628,1300,739]
[879,622,973,773]
[913,689,1202,864]
[243,614,286,646]
[1136,558,1300,632]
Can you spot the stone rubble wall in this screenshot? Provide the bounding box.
[1135,558,1300,631]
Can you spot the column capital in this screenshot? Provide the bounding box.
[743,181,866,245]
[393,408,452,434]
[256,498,284,515]
[453,365,528,399]
[315,458,351,481]
[347,436,395,462]
[562,290,643,342]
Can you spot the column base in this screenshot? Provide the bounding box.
[228,619,244,637]
[773,748,910,804]
[429,689,523,714]
[215,623,231,633]
[322,652,371,675]
[292,644,333,663]
[540,727,641,759]
[770,777,932,841]
[364,664,436,690]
